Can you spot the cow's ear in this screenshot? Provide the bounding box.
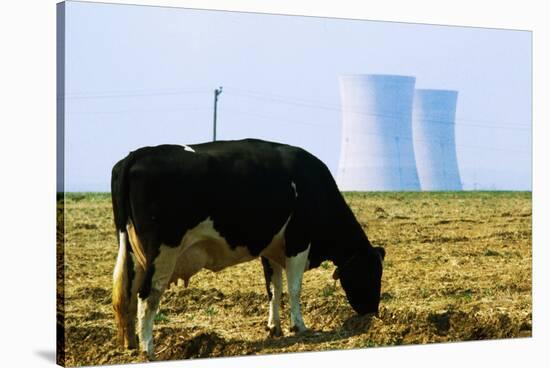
[373,246,385,261]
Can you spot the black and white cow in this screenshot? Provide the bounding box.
[111,138,385,358]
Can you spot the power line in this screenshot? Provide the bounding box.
[66,105,211,115]
[61,88,211,100]
[223,87,531,131]
[225,86,530,127]
[223,107,334,128]
[61,85,531,131]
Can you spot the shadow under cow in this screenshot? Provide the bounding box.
[155,314,376,360]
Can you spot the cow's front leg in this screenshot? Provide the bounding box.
[285,245,310,333]
[137,244,179,359]
[262,257,283,337]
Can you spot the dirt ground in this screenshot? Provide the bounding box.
[57,191,532,366]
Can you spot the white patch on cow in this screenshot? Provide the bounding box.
[267,261,283,335]
[179,217,255,273]
[173,215,294,287]
[170,216,269,287]
[183,145,195,152]
[291,181,298,198]
[260,215,292,268]
[137,293,156,357]
[285,244,310,333]
[153,245,182,289]
[138,244,181,357]
[170,244,207,288]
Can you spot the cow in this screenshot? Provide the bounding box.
[111,138,385,358]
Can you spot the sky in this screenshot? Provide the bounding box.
[61,0,532,192]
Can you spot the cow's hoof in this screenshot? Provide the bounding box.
[125,338,137,350]
[267,325,283,338]
[139,351,155,361]
[289,325,309,335]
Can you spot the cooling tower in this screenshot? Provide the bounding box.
[412,89,462,191]
[337,74,420,191]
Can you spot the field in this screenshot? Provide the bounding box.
[57,192,532,366]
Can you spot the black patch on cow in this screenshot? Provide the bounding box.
[373,246,386,261]
[138,264,154,300]
[261,257,273,301]
[125,234,135,300]
[135,231,161,300]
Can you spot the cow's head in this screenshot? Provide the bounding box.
[337,246,385,315]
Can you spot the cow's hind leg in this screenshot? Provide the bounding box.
[137,244,180,359]
[113,230,146,349]
[261,257,283,337]
[125,254,145,349]
[285,245,310,333]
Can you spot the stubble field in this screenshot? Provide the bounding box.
[57,191,532,366]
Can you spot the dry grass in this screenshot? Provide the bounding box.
[57,191,532,366]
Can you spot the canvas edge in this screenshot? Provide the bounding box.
[56,2,66,367]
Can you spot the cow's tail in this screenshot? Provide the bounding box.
[112,230,130,347]
[111,155,133,347]
[111,156,132,238]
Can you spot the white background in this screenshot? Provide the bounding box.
[0,0,547,367]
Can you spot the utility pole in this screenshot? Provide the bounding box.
[213,86,223,141]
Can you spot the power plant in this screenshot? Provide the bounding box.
[412,89,462,190]
[336,74,421,191]
[336,74,462,191]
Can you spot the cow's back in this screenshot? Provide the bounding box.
[114,139,358,266]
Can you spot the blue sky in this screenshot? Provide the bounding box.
[62,1,531,191]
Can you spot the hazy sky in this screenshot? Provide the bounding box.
[62,1,531,191]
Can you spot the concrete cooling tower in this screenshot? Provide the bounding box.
[337,74,420,191]
[412,89,462,191]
